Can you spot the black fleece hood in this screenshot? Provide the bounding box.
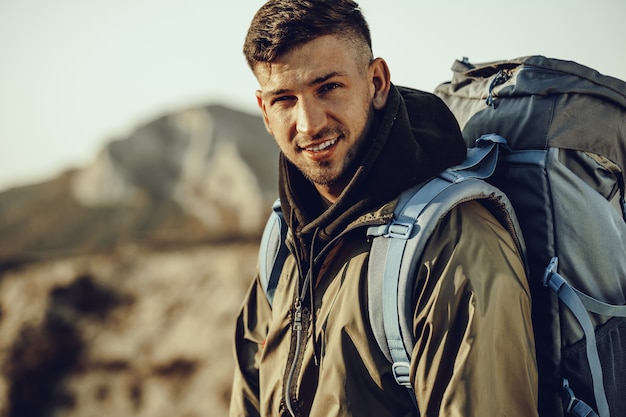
[278,84,466,250]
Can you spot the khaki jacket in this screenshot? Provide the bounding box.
[230,85,538,417]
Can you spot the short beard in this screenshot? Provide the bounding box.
[301,106,375,188]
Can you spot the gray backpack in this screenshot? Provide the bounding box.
[259,56,626,417]
[434,55,626,417]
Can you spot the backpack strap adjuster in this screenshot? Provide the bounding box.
[385,221,415,240]
[391,361,412,387]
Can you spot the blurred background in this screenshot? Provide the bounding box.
[0,0,625,416]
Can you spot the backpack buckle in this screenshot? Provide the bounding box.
[392,362,412,387]
[542,257,560,290]
[385,221,415,239]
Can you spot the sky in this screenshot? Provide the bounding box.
[1,0,625,190]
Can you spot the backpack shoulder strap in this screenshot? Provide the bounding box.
[259,199,289,308]
[366,134,525,406]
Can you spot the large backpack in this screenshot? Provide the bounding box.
[258,56,626,417]
[433,55,626,417]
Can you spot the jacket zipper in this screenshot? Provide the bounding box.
[283,235,312,417]
[282,221,384,416]
[285,298,303,417]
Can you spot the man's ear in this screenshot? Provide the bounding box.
[370,58,391,110]
[256,90,273,136]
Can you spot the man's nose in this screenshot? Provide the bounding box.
[296,99,326,137]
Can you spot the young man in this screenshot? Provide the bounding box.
[230,1,538,416]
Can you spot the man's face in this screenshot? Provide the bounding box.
[254,35,388,202]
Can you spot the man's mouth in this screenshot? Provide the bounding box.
[303,138,338,152]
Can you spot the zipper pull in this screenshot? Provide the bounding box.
[486,69,511,108]
[293,299,303,331]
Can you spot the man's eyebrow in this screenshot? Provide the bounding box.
[265,72,344,98]
[310,71,343,86]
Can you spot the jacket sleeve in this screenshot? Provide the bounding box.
[229,274,272,417]
[410,201,538,417]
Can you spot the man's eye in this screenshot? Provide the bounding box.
[273,96,295,105]
[320,83,340,93]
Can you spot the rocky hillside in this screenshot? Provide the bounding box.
[0,243,257,417]
[0,104,278,416]
[0,104,278,265]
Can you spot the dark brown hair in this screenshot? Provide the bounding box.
[243,0,372,70]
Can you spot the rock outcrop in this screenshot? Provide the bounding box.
[0,104,278,264]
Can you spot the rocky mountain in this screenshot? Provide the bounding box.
[0,104,280,416]
[0,104,279,265]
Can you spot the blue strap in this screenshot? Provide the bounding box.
[381,181,449,381]
[259,199,288,307]
[543,257,611,417]
[573,287,626,317]
[374,178,457,413]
